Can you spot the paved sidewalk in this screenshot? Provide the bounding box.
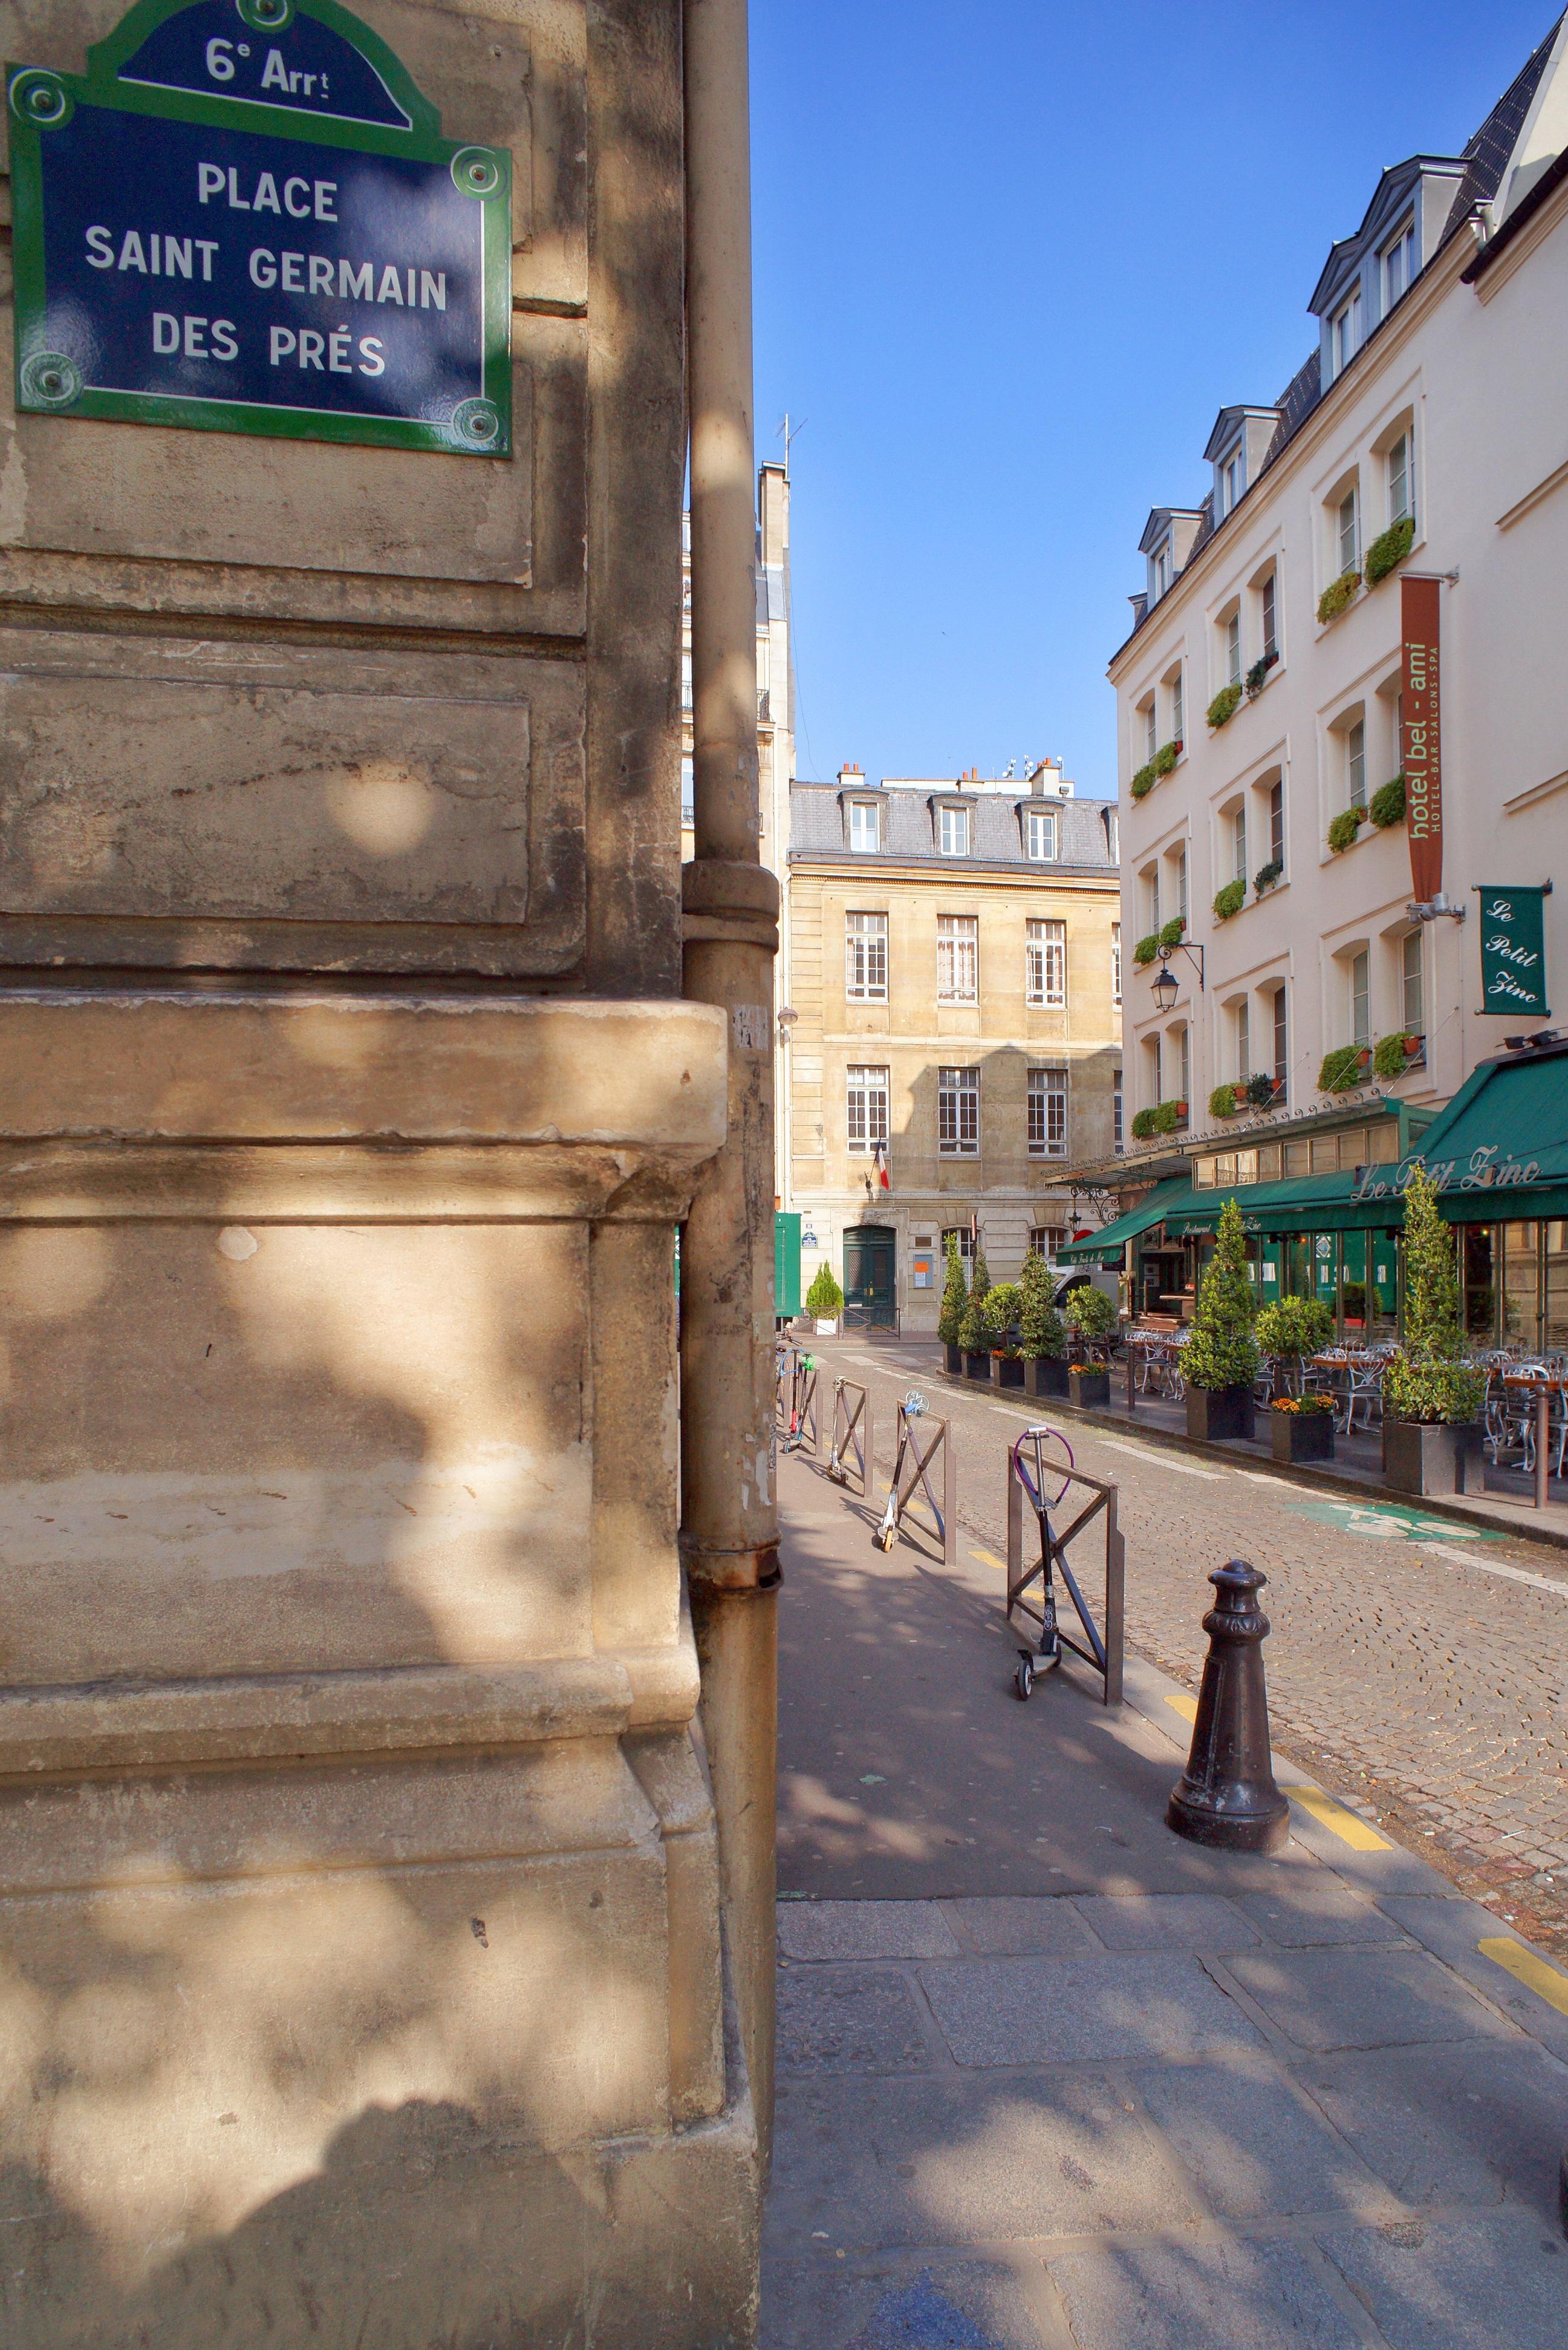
[764,1446,1568,2349]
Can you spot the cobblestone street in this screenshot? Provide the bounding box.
[796,1333,1568,1956]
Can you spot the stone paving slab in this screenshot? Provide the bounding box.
[779,1899,962,1962]
[763,2254,1050,2350]
[1315,2212,1568,2350]
[1044,2234,1365,2350]
[1073,1894,1262,1952]
[1298,2040,1568,2219]
[778,1966,936,2074]
[1221,1946,1517,2053]
[1229,1884,1410,1947]
[1373,1893,1568,2066]
[920,1954,1266,2067]
[1128,2057,1399,2224]
[770,2070,1193,2247]
[940,1898,1101,1956]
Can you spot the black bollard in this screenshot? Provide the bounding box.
[1166,1559,1290,1853]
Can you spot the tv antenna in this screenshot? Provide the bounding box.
[778,413,807,475]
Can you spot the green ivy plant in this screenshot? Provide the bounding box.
[1207,682,1243,729]
[806,1262,844,1319]
[937,1231,968,1348]
[1327,806,1367,854]
[1382,1167,1485,1425]
[1372,1031,1419,1080]
[1130,1107,1157,1140]
[1131,763,1157,800]
[1019,1248,1065,1359]
[1370,774,1407,828]
[1157,916,1187,950]
[1182,1198,1260,1392]
[1133,933,1160,967]
[1209,1082,1240,1118]
[1212,878,1246,921]
[1254,858,1283,893]
[1153,739,1181,777]
[1365,514,1415,587]
[1317,1045,1367,1092]
[1317,568,1361,625]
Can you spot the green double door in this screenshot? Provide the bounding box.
[844,1224,897,1328]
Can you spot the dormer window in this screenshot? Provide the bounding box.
[1332,287,1362,377]
[1382,217,1416,309]
[1222,448,1244,515]
[848,799,880,852]
[1153,541,1171,598]
[1024,806,1058,861]
[939,803,970,857]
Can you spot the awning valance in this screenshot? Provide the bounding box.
[1345,1041,1568,1220]
[1055,1178,1196,1263]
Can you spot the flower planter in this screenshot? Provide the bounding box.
[1382,1418,1477,1496]
[965,1351,992,1380]
[815,1318,838,1337]
[943,1343,963,1377]
[1271,1410,1335,1464]
[1069,1363,1110,1409]
[1186,1386,1254,1443]
[990,1355,1025,1389]
[1024,1356,1070,1400]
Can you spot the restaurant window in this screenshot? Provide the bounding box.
[1367,1121,1400,1163]
[939,803,971,857]
[938,1065,980,1156]
[845,1065,890,1155]
[1213,1152,1238,1187]
[1463,1224,1498,1343]
[1255,1143,1281,1181]
[1310,1135,1339,1173]
[1282,1139,1310,1178]
[1502,1221,1542,1353]
[1026,918,1066,1007]
[1028,1065,1068,1158]
[936,914,978,1002]
[1350,948,1370,1048]
[845,912,888,1001]
[1547,1221,1568,1351]
[1401,928,1424,1034]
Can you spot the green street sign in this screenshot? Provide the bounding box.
[8,0,513,455]
[1477,884,1550,1017]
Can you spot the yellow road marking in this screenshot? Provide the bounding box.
[1164,1692,1198,1725]
[1287,1786,1391,1851]
[1480,1936,1568,2016]
[969,1547,1007,1572]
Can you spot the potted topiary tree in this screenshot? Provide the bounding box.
[960,1241,993,1378]
[1256,1295,1335,1461]
[1183,1198,1260,1441]
[937,1232,967,1376]
[1064,1284,1117,1407]
[1020,1247,1069,1399]
[806,1262,844,1337]
[1382,1167,1485,1495]
[983,1281,1025,1387]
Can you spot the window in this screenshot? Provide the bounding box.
[1150,1033,1163,1103]
[1336,487,1359,576]
[1351,949,1370,1048]
[1261,572,1278,659]
[1111,923,1122,1008]
[939,803,970,857]
[1269,778,1284,867]
[849,799,880,852]
[1176,846,1189,921]
[845,912,888,1002]
[1401,928,1424,1033]
[1347,719,1366,809]
[1143,701,1157,763]
[936,914,978,1001]
[1113,1066,1124,1151]
[938,1065,980,1156]
[1030,1226,1066,1259]
[1387,431,1412,527]
[1232,806,1247,883]
[1024,806,1058,861]
[1154,543,1170,598]
[1332,287,1362,376]
[1143,865,1161,932]
[1170,667,1184,744]
[1273,985,1288,1083]
[1177,1026,1191,1104]
[1383,218,1416,308]
[942,1226,974,1263]
[1223,449,1244,515]
[846,1064,889,1154]
[1028,1066,1068,1158]
[1236,997,1251,1081]
[1226,610,1241,687]
[1026,918,1066,1007]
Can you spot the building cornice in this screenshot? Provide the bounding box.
[788,856,1120,890]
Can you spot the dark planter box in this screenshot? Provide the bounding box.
[1069,1364,1110,1409]
[965,1351,992,1380]
[1186,1386,1254,1443]
[1382,1418,1477,1496]
[1270,1409,1335,1464]
[943,1343,963,1376]
[1024,1356,1070,1400]
[990,1355,1025,1389]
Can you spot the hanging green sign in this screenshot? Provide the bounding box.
[1477,884,1550,1017]
[7,0,512,456]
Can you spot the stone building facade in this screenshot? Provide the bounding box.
[782,769,1122,1327]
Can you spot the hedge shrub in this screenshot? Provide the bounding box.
[1327,806,1366,854]
[1182,1199,1259,1392]
[937,1232,967,1347]
[1212,878,1246,921]
[806,1263,844,1318]
[1207,683,1243,729]
[1317,568,1361,625]
[1019,1248,1065,1360]
[1382,1167,1484,1425]
[1370,773,1407,828]
[1365,514,1415,587]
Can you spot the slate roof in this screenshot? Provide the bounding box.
[788,784,1119,872]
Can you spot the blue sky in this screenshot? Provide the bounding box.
[752,0,1557,799]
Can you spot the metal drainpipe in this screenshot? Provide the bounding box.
[680,0,781,2162]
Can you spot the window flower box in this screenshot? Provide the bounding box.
[1212,878,1246,921]
[1254,858,1283,894]
[1372,1031,1425,1080]
[1318,1045,1371,1093]
[1131,763,1157,800]
[1370,774,1407,828]
[1365,515,1415,587]
[1327,806,1367,854]
[1317,568,1361,625]
[1207,683,1243,730]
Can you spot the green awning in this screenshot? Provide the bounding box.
[1055,1178,1197,1263]
[1163,1169,1406,1239]
[1348,1042,1568,1218]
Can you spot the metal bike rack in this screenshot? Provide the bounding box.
[825,1377,873,1496]
[777,1347,818,1455]
[874,1390,955,1562]
[1006,1425,1125,1706]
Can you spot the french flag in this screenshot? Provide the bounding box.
[873,1141,890,1192]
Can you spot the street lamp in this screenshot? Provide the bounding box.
[1150,942,1205,1011]
[777,1005,798,1046]
[1151,962,1179,1014]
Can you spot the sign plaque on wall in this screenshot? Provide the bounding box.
[7,0,512,454]
[1477,884,1551,1017]
[1401,573,1442,901]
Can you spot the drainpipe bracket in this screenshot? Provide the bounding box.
[682,1538,783,1594]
